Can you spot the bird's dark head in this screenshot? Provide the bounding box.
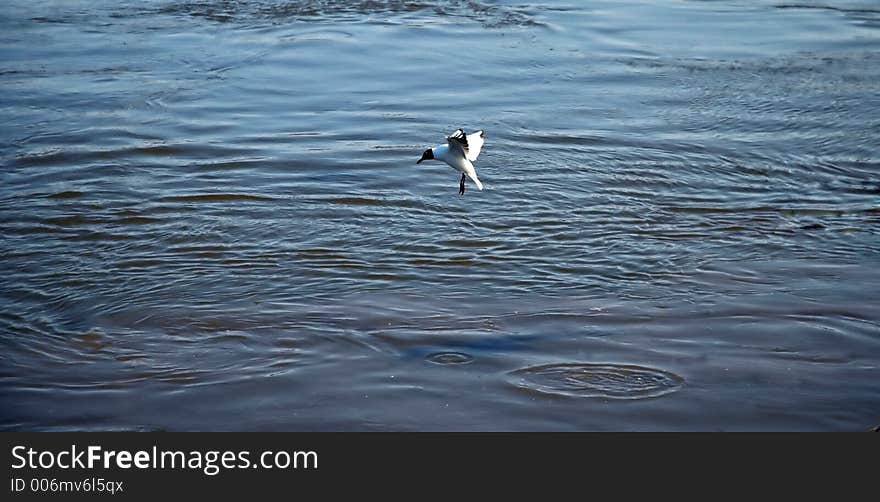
[417,148,433,164]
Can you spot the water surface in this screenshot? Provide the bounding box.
[1,0,879,430]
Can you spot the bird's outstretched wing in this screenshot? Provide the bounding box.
[446,128,469,155]
[465,130,484,161]
[447,128,484,161]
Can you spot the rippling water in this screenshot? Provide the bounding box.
[2,0,879,431]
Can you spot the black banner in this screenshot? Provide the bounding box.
[1,433,876,500]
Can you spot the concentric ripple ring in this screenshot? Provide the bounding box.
[508,363,683,399]
[426,352,475,365]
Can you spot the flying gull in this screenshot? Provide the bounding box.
[417,129,485,195]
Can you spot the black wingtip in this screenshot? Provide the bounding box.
[449,128,468,149]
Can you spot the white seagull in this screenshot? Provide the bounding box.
[417,129,485,195]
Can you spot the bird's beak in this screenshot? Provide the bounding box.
[416,158,423,164]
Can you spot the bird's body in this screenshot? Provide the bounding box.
[418,129,485,195]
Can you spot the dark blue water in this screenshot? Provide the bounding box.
[2,0,879,430]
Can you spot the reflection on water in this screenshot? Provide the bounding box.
[1,0,879,430]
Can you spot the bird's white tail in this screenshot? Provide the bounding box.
[467,172,483,190]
